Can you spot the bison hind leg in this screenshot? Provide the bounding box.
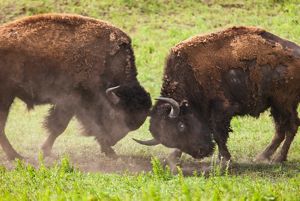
[256,104,299,163]
[95,137,118,159]
[42,105,73,157]
[272,107,299,163]
[0,95,23,160]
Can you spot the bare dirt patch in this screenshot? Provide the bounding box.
[0,153,212,175]
[1,152,299,177]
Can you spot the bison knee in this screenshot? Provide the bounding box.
[44,106,73,135]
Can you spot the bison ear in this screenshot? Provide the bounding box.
[106,86,120,105]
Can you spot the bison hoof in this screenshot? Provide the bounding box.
[163,160,179,174]
[7,152,23,161]
[254,154,271,164]
[219,158,233,168]
[42,147,53,158]
[162,158,181,174]
[102,147,118,159]
[105,152,118,159]
[218,156,232,164]
[272,155,287,164]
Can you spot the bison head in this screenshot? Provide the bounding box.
[134,97,215,159]
[94,82,152,145]
[77,82,151,146]
[105,83,151,131]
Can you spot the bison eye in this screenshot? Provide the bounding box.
[178,122,186,132]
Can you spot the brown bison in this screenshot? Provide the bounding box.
[135,26,300,165]
[0,14,151,160]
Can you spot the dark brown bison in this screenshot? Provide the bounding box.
[135,26,300,165]
[0,14,151,160]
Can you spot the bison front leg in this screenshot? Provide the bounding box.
[96,127,130,159]
[211,113,232,162]
[164,149,182,173]
[213,132,231,162]
[42,105,73,157]
[95,136,117,159]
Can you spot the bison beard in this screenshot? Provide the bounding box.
[135,26,300,165]
[0,14,151,160]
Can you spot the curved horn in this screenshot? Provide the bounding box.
[106,86,120,104]
[132,138,160,146]
[156,97,180,118]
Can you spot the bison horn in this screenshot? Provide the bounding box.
[106,86,120,104]
[132,138,160,146]
[156,97,180,118]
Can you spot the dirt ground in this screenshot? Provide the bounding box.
[0,152,214,175]
[1,151,300,177]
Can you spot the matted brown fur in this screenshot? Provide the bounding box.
[163,26,300,108]
[0,14,134,89]
[173,26,264,52]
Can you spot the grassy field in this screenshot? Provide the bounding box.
[0,0,300,200]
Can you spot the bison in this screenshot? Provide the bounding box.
[135,26,300,165]
[0,14,151,160]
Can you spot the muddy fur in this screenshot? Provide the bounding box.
[0,14,151,160]
[150,26,300,163]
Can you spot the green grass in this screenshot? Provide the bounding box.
[1,158,300,201]
[0,0,300,200]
